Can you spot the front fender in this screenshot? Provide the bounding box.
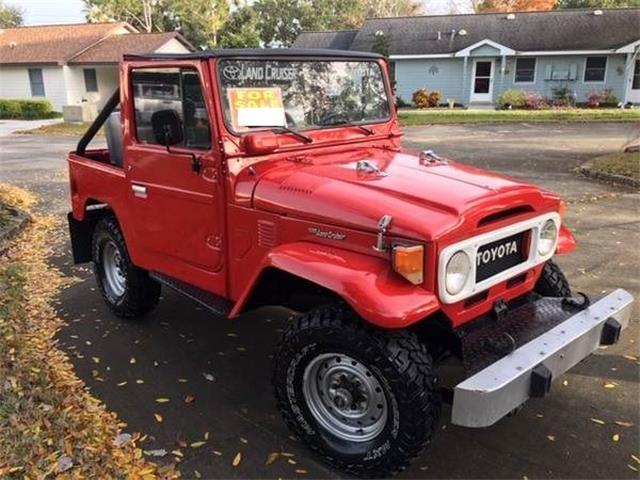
[230,242,439,329]
[556,224,577,254]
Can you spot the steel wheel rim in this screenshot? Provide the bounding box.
[102,241,126,297]
[302,353,388,442]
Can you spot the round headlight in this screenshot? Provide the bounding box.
[445,250,471,296]
[538,219,558,256]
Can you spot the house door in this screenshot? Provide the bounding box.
[470,60,494,103]
[628,59,640,104]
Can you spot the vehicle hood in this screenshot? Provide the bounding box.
[252,149,553,241]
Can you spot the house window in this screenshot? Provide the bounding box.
[28,68,45,97]
[131,67,211,149]
[514,58,536,83]
[84,68,98,93]
[584,57,607,82]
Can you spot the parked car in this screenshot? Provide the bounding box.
[67,48,633,477]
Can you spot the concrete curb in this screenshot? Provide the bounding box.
[578,162,640,190]
[0,206,31,255]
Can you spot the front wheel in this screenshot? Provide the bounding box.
[535,259,571,297]
[272,304,440,477]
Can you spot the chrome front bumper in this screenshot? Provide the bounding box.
[451,289,634,428]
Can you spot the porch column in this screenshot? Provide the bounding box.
[462,56,468,106]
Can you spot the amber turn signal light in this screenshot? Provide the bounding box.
[392,245,424,285]
[558,200,567,219]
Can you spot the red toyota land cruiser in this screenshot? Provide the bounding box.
[67,49,633,477]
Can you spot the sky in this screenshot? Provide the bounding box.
[13,0,473,26]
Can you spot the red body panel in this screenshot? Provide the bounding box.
[68,55,576,330]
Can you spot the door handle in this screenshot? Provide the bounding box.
[131,184,147,198]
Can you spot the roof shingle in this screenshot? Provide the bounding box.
[0,22,134,64]
[69,32,190,64]
[295,8,640,55]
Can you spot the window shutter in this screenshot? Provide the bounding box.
[569,64,577,80]
[545,64,553,80]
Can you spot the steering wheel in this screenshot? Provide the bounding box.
[319,111,349,126]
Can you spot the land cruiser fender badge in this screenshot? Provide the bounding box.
[373,214,393,252]
[308,227,347,241]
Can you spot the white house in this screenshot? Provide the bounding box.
[0,22,193,111]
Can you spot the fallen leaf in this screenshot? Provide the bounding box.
[631,454,640,464]
[615,421,634,428]
[562,380,568,386]
[204,432,209,440]
[240,437,248,444]
[178,378,188,383]
[213,450,223,456]
[113,433,132,447]
[154,413,163,423]
[266,452,280,465]
[92,357,100,364]
[203,373,215,382]
[232,452,242,467]
[116,381,127,387]
[628,464,639,473]
[136,379,144,384]
[295,469,308,475]
[604,382,617,389]
[590,418,605,425]
[130,357,136,364]
[612,433,620,442]
[56,455,73,473]
[191,441,206,448]
[288,458,297,465]
[184,394,195,404]
[171,450,183,457]
[622,354,638,361]
[145,449,168,457]
[194,470,201,479]
[547,435,556,442]
[155,398,170,403]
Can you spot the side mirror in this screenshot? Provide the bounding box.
[151,109,183,147]
[243,131,279,155]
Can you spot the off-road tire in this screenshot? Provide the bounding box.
[92,217,160,318]
[272,304,440,477]
[535,260,571,297]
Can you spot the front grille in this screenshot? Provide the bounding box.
[475,231,527,282]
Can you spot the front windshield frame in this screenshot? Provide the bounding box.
[215,56,394,136]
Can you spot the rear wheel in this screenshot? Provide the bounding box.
[535,259,571,297]
[92,217,160,318]
[273,304,440,477]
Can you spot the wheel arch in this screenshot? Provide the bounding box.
[230,242,440,328]
[67,199,117,264]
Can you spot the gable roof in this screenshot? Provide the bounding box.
[293,30,359,50]
[0,22,136,65]
[294,8,640,56]
[69,32,192,64]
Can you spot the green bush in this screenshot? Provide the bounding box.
[497,89,527,109]
[0,99,57,119]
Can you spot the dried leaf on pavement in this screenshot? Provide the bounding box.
[232,452,242,467]
[266,452,280,465]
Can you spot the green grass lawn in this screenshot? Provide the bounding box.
[398,108,640,126]
[589,151,640,180]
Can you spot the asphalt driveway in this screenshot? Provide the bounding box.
[1,122,639,479]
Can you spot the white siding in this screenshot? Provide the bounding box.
[154,39,191,54]
[64,65,119,109]
[0,65,68,110]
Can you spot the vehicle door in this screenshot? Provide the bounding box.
[123,61,226,295]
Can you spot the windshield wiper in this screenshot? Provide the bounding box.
[324,120,375,136]
[272,126,313,144]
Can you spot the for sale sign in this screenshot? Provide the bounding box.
[227,87,286,129]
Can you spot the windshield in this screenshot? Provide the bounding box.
[218,59,391,133]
